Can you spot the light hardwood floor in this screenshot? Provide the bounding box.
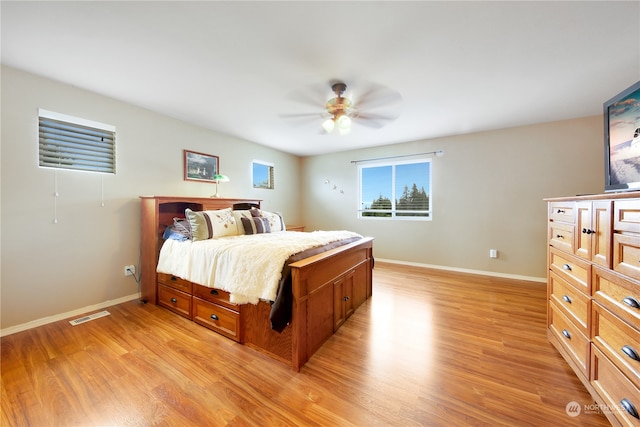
[2,262,610,426]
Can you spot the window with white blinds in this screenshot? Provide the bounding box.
[38,109,116,174]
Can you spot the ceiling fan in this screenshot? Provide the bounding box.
[281,80,402,135]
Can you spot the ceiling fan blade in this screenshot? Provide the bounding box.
[354,111,400,121]
[278,112,324,119]
[284,83,332,108]
[353,82,403,110]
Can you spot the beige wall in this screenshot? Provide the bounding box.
[1,65,606,331]
[300,116,603,279]
[0,66,301,330]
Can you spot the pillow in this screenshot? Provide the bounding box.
[185,208,237,241]
[241,217,271,235]
[260,210,286,232]
[232,210,253,235]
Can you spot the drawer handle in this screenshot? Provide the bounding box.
[556,234,564,239]
[210,289,219,295]
[623,297,640,309]
[562,264,572,271]
[210,314,219,321]
[621,345,640,361]
[620,399,639,419]
[561,329,571,339]
[343,296,350,302]
[170,276,177,281]
[581,228,594,235]
[170,297,177,303]
[562,295,572,304]
[556,209,565,214]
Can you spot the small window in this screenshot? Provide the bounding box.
[38,109,116,174]
[252,160,274,189]
[358,158,431,220]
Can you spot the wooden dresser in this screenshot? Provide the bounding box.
[546,192,640,426]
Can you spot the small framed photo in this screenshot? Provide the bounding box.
[184,150,219,183]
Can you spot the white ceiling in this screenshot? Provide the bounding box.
[2,1,639,157]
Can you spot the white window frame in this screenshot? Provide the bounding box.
[358,158,432,221]
[38,109,116,174]
[252,160,274,189]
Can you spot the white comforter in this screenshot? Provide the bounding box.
[156,230,362,304]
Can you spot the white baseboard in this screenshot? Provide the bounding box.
[375,258,546,283]
[1,293,140,337]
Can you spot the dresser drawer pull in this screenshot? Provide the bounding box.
[562,329,571,339]
[171,276,178,281]
[621,399,639,419]
[556,209,565,214]
[210,289,219,295]
[621,345,640,361]
[562,264,572,271]
[170,297,177,303]
[562,295,572,304]
[581,228,594,234]
[210,314,219,321]
[623,297,640,309]
[556,234,565,239]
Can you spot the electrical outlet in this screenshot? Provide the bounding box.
[489,249,498,259]
[124,265,135,276]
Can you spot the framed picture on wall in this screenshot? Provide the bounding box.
[184,150,219,183]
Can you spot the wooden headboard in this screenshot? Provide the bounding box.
[139,196,261,304]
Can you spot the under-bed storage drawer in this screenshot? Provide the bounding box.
[193,298,241,342]
[192,284,236,310]
[157,273,193,294]
[158,284,192,319]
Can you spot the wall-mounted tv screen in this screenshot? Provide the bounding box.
[604,80,640,192]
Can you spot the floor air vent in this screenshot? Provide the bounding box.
[69,310,110,326]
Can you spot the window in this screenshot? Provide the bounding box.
[252,160,274,189]
[38,109,116,174]
[358,158,431,220]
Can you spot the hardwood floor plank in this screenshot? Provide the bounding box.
[1,262,610,426]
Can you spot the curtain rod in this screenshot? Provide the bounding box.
[350,150,444,164]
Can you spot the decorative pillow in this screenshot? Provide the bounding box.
[232,210,253,235]
[260,210,286,232]
[250,207,261,217]
[241,217,271,235]
[185,208,237,241]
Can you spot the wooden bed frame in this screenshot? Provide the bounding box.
[140,196,374,371]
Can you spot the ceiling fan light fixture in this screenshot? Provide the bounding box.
[322,118,335,133]
[337,115,351,129]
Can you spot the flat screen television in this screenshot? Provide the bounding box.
[604,80,640,192]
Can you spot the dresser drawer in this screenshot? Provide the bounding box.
[613,233,640,281]
[549,222,574,253]
[549,300,590,376]
[549,271,590,334]
[591,346,640,426]
[593,265,640,326]
[549,247,591,293]
[193,298,241,342]
[192,284,237,311]
[614,200,640,234]
[549,202,575,223]
[157,283,192,319]
[157,273,193,294]
[592,302,640,389]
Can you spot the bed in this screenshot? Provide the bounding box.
[140,196,374,371]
